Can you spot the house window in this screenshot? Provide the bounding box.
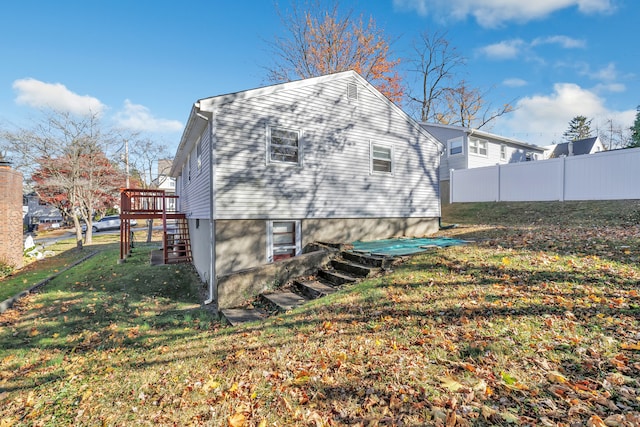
[268,127,301,165]
[500,144,506,161]
[370,142,393,174]
[469,137,488,156]
[196,136,202,171]
[448,137,463,156]
[267,220,301,262]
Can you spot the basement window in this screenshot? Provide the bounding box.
[267,220,301,262]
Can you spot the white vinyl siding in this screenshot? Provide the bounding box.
[178,129,212,218]
[212,76,440,220]
[370,142,393,174]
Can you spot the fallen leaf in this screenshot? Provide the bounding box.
[547,371,569,384]
[228,412,246,427]
[439,376,465,392]
[587,414,606,427]
[620,342,640,351]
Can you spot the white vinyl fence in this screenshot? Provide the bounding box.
[450,147,640,203]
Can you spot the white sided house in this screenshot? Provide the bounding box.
[420,123,546,204]
[170,71,442,310]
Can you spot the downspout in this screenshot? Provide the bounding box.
[195,106,217,308]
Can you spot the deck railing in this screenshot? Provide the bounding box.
[119,188,183,263]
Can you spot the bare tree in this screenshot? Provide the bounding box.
[266,1,403,103]
[407,32,515,129]
[406,31,464,122]
[436,80,515,129]
[1,110,125,246]
[598,118,631,150]
[127,137,172,242]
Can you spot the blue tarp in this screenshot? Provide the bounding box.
[350,237,466,256]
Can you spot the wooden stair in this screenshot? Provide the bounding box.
[164,216,192,264]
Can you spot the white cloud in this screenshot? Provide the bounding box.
[393,0,614,28]
[13,78,106,115]
[113,100,183,133]
[494,83,634,146]
[583,62,618,81]
[477,39,526,59]
[503,78,528,87]
[532,35,586,48]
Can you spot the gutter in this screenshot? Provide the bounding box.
[194,102,217,309]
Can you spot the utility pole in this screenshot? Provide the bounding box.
[125,138,130,188]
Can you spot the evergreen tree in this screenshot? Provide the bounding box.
[563,115,593,142]
[629,106,640,148]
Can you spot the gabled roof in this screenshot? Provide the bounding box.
[171,71,441,176]
[420,122,545,152]
[547,136,600,158]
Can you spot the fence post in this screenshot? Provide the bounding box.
[496,164,501,202]
[560,157,566,202]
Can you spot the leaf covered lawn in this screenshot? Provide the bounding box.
[1,201,639,426]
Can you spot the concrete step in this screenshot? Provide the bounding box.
[331,259,377,277]
[318,269,358,286]
[261,291,309,312]
[295,279,338,299]
[341,251,392,268]
[221,308,268,326]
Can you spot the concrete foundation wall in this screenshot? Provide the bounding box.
[190,216,439,308]
[302,217,439,246]
[213,217,439,277]
[216,248,336,309]
[0,166,23,269]
[187,218,212,284]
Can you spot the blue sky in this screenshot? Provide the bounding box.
[1,0,637,151]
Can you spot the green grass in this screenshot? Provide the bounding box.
[0,239,87,302]
[1,200,639,426]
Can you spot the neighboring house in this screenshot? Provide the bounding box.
[151,159,176,211]
[23,193,64,231]
[544,136,605,159]
[420,123,546,204]
[170,70,442,306]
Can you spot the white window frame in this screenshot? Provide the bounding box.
[448,137,464,157]
[370,141,394,175]
[196,136,202,172]
[266,126,302,166]
[469,137,488,157]
[266,220,302,263]
[500,144,507,161]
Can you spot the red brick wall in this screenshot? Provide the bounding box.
[0,166,24,269]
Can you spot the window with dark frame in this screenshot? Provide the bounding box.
[269,127,300,164]
[449,138,463,156]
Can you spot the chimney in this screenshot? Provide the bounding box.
[568,141,574,156]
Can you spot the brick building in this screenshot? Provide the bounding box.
[0,159,24,269]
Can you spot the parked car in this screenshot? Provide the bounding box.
[82,216,137,233]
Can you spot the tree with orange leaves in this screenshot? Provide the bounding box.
[266,1,403,104]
